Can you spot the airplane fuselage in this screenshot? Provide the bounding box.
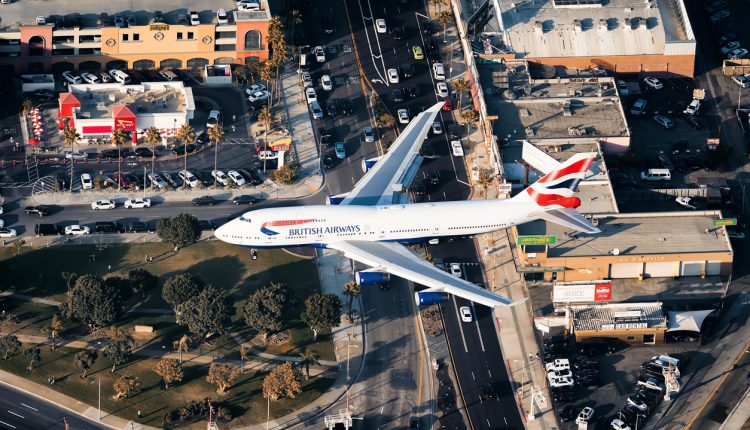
[215,199,536,248]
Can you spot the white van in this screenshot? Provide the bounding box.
[109,69,131,84]
[298,53,309,72]
[640,168,671,181]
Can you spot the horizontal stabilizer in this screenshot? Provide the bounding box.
[533,208,601,234]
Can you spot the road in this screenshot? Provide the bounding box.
[0,384,107,430]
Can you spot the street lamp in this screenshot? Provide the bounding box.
[90,377,101,421]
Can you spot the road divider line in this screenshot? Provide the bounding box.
[19,404,36,411]
[0,420,15,429]
[6,411,23,419]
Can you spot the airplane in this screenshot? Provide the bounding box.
[215,102,600,308]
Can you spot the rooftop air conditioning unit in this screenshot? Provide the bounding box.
[599,19,607,31]
[574,19,582,31]
[534,21,543,33]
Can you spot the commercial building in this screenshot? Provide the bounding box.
[0,0,271,74]
[569,302,668,346]
[58,81,194,143]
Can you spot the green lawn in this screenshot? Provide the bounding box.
[0,345,335,429]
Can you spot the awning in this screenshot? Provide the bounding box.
[28,138,39,145]
[667,310,715,332]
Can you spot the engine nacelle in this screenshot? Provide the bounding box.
[326,193,349,205]
[415,291,448,306]
[361,156,382,173]
[355,270,390,286]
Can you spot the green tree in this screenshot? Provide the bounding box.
[257,106,273,172]
[103,326,133,373]
[233,65,247,86]
[104,275,132,304]
[207,124,225,188]
[144,126,161,181]
[461,109,479,139]
[11,239,24,256]
[74,350,97,378]
[176,285,231,340]
[243,283,287,342]
[111,128,130,191]
[156,213,201,251]
[46,314,64,350]
[207,363,241,394]
[438,11,454,42]
[263,362,303,400]
[162,273,204,310]
[127,268,158,299]
[299,347,319,381]
[0,335,21,360]
[59,274,119,330]
[245,61,261,84]
[62,126,81,192]
[270,162,298,184]
[112,375,140,400]
[24,347,41,372]
[175,123,196,188]
[342,281,360,323]
[154,358,183,389]
[452,78,471,111]
[300,292,342,341]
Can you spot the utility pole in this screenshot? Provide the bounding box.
[91,377,101,421]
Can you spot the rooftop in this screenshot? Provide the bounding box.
[571,302,667,331]
[69,82,190,120]
[517,212,733,258]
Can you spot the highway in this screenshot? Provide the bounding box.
[0,384,107,430]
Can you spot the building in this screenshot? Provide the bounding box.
[0,0,271,74]
[58,81,194,143]
[569,302,668,346]
[460,0,696,77]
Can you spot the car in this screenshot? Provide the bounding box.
[192,196,217,206]
[323,152,335,169]
[576,406,594,424]
[375,18,387,33]
[197,220,216,231]
[127,222,151,233]
[340,99,354,115]
[305,87,318,104]
[179,170,199,188]
[400,63,414,79]
[611,418,632,430]
[194,171,214,187]
[363,127,376,142]
[479,384,495,400]
[637,377,664,392]
[685,116,705,130]
[318,128,334,149]
[206,110,221,129]
[320,13,335,34]
[321,74,333,91]
[408,416,420,429]
[391,26,405,40]
[335,142,346,159]
[653,115,674,129]
[412,46,424,60]
[391,88,406,103]
[717,32,737,46]
[720,41,742,55]
[65,225,90,235]
[573,361,599,370]
[35,223,59,236]
[326,100,338,117]
[549,376,575,388]
[617,80,629,96]
[227,170,246,186]
[432,121,443,135]
[211,170,229,186]
[710,10,730,24]
[257,150,276,160]
[301,71,313,88]
[61,71,82,85]
[732,74,750,88]
[247,90,269,103]
[311,100,324,120]
[313,45,326,62]
[91,199,115,210]
[728,48,749,60]
[627,396,649,413]
[134,147,155,158]
[436,82,449,97]
[245,83,267,95]
[630,98,648,115]
[189,10,200,25]
[24,205,49,217]
[237,0,261,11]
[146,172,166,189]
[232,195,259,205]
[548,370,573,382]
[0,228,17,238]
[64,151,87,161]
[442,97,453,111]
[80,72,100,84]
[546,358,571,372]
[124,198,151,209]
[80,173,93,190]
[216,8,228,24]
[684,99,700,115]
[162,171,181,188]
[387,68,400,84]
[397,108,410,124]
[727,229,745,240]
[643,77,663,90]
[433,63,446,80]
[459,306,472,322]
[559,405,577,422]
[658,152,674,170]
[450,263,462,278]
[451,141,464,157]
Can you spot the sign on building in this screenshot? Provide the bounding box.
[713,218,737,226]
[518,235,557,246]
[552,282,612,304]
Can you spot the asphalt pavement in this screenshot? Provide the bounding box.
[0,383,107,430]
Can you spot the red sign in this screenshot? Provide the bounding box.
[593,283,612,301]
[115,118,136,131]
[82,125,113,134]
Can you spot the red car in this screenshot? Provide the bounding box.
[442,97,453,111]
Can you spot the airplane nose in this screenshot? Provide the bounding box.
[215,223,228,241]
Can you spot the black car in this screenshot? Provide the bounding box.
[318,127,334,149]
[120,148,135,158]
[196,132,210,145]
[320,14,335,34]
[95,221,120,234]
[425,36,438,52]
[391,88,405,103]
[559,405,576,422]
[448,124,461,140]
[576,375,602,386]
[238,168,263,186]
[406,85,420,99]
[391,26,405,40]
[671,139,688,154]
[573,361,598,371]
[576,368,600,378]
[323,152,335,169]
[34,223,59,236]
[326,100,338,117]
[127,222,151,233]
[24,205,49,217]
[400,64,414,79]
[427,171,440,186]
[194,171,214,186]
[685,116,705,130]
[553,391,576,404]
[545,335,568,345]
[410,180,427,195]
[544,343,567,353]
[339,99,354,115]
[479,384,495,400]
[197,220,216,231]
[422,21,436,35]
[578,340,615,355]
[192,196,217,206]
[232,195,259,205]
[161,171,181,188]
[134,147,154,158]
[101,149,119,158]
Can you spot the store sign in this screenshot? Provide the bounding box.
[553,282,612,303]
[615,323,648,330]
[269,137,291,152]
[150,24,169,31]
[713,218,737,226]
[518,235,557,245]
[115,118,136,131]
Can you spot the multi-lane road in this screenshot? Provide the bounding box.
[0,383,106,429]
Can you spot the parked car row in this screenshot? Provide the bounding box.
[32,218,222,236]
[82,168,262,192]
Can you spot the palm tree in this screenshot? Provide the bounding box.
[438,11,454,42]
[257,107,272,173]
[245,61,261,84]
[270,37,288,103]
[175,124,195,188]
[259,61,275,107]
[298,347,319,381]
[477,170,494,198]
[461,109,479,141]
[233,66,246,87]
[288,10,302,41]
[430,0,446,13]
[62,126,80,192]
[111,129,129,191]
[144,126,161,183]
[207,124,225,188]
[342,281,360,323]
[452,78,471,111]
[21,98,34,117]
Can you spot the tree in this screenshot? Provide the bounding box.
[127,268,158,299]
[342,281,360,323]
[111,128,130,191]
[11,239,24,256]
[257,107,272,172]
[243,283,287,342]
[156,213,201,251]
[270,162,298,184]
[59,274,119,330]
[144,126,161,181]
[24,347,41,372]
[461,109,479,139]
[233,65,247,86]
[259,61,275,107]
[0,335,21,360]
[113,375,140,400]
[262,362,303,400]
[21,98,34,117]
[299,348,319,381]
[288,10,303,40]
[74,350,97,378]
[162,273,204,309]
[207,363,240,394]
[477,170,494,198]
[430,0,446,13]
[154,359,183,389]
[175,124,196,188]
[438,11,454,42]
[103,326,133,373]
[46,314,64,350]
[239,344,250,373]
[207,124,225,188]
[377,113,396,129]
[62,126,81,192]
[245,61,261,84]
[452,78,471,111]
[173,335,190,364]
[104,275,132,304]
[175,285,231,340]
[300,292,342,341]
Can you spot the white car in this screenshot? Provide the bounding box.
[674,197,697,209]
[212,169,229,186]
[179,170,199,188]
[0,219,4,228]
[237,0,261,11]
[257,150,277,160]
[375,18,387,33]
[643,77,663,90]
[313,46,326,62]
[451,141,464,157]
[436,82,449,97]
[247,90,269,103]
[206,110,221,129]
[65,225,90,235]
[576,407,594,425]
[0,228,17,239]
[189,10,200,25]
[147,172,166,189]
[732,74,750,88]
[99,72,113,83]
[548,376,574,388]
[450,263,462,278]
[216,8,228,25]
[397,108,410,124]
[432,121,443,134]
[227,170,246,186]
[124,198,151,209]
[387,68,400,84]
[80,72,100,84]
[61,71,82,85]
[91,199,115,210]
[245,84,267,96]
[684,99,701,115]
[432,63,445,80]
[611,418,632,430]
[301,71,313,88]
[459,306,472,322]
[81,173,93,190]
[545,358,570,372]
[321,74,333,91]
[65,151,87,161]
[547,370,573,381]
[305,87,318,104]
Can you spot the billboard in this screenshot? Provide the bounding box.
[518,235,557,245]
[553,282,612,303]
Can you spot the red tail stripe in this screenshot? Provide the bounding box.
[538,157,594,184]
[526,188,581,209]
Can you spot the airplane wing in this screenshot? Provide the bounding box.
[340,102,444,206]
[327,240,519,308]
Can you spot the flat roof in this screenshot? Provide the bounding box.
[572,302,666,331]
[69,82,188,120]
[495,0,693,58]
[518,212,732,258]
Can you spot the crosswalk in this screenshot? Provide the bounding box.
[222,138,255,145]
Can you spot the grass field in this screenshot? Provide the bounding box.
[0,345,335,429]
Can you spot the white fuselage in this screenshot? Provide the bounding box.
[215,199,537,248]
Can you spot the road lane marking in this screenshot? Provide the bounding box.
[19,404,36,412]
[471,371,475,380]
[0,420,15,429]
[451,295,469,352]
[487,419,491,427]
[470,301,485,352]
[488,369,492,378]
[6,411,23,419]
